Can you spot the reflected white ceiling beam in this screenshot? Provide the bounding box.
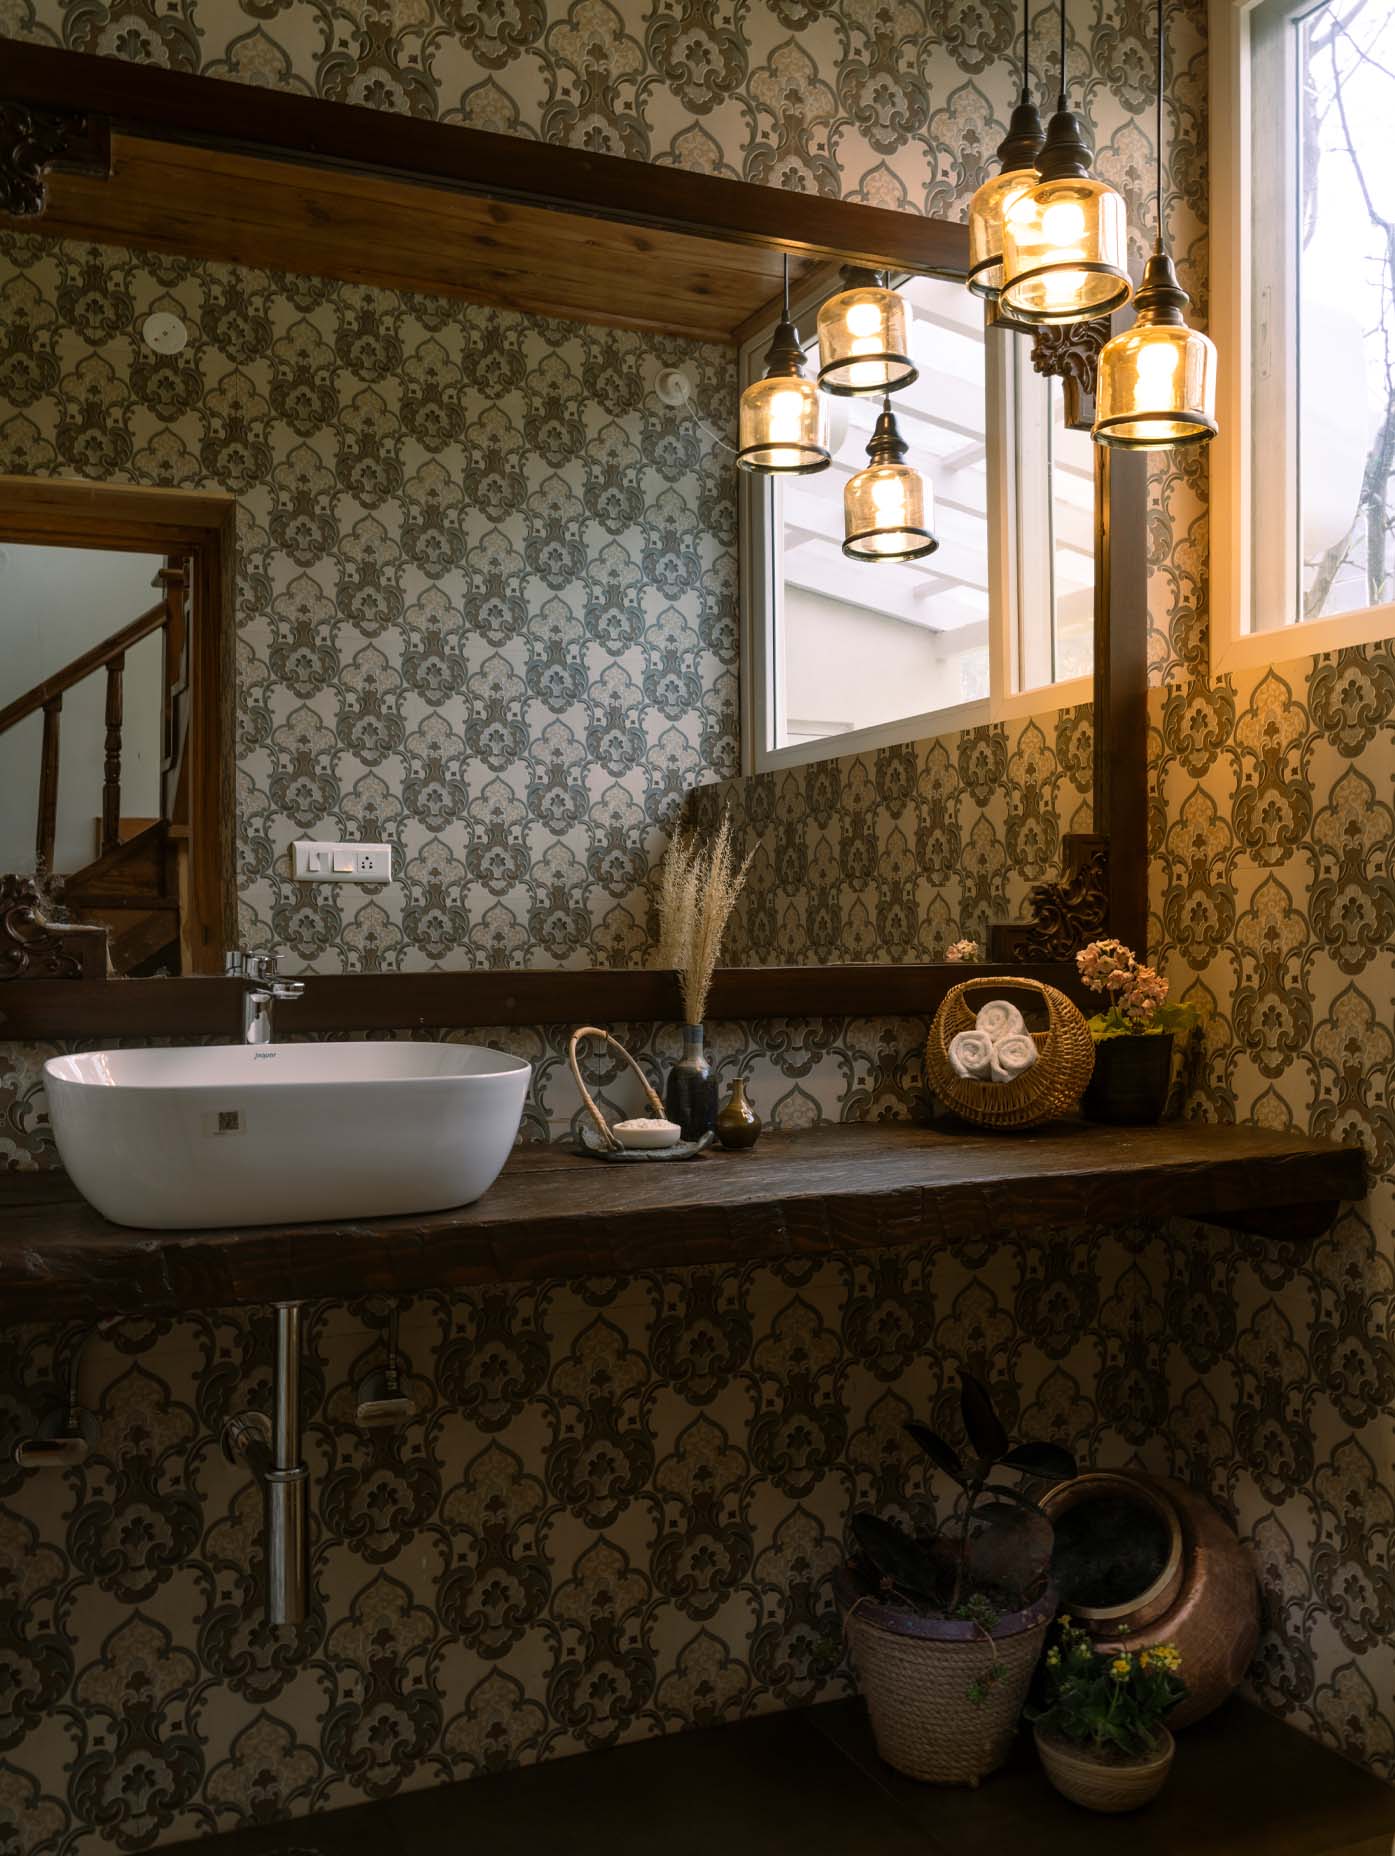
[942,438,988,469]
[784,541,990,630]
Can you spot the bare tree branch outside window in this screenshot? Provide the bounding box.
[1299,0,1395,620]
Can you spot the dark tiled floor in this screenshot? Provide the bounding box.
[164,1699,1395,1856]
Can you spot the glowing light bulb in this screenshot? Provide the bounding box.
[870,474,906,524]
[846,301,883,339]
[1041,199,1087,249]
[1041,267,1088,308]
[1136,340,1181,393]
[765,388,805,443]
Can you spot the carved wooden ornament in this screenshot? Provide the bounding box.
[1030,318,1113,430]
[0,102,110,218]
[0,873,109,981]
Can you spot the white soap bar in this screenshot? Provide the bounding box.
[612,1117,682,1150]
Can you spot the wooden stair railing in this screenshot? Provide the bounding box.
[0,558,190,870]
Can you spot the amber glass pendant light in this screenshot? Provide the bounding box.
[842,399,938,562]
[1093,0,1216,448]
[967,0,1045,301]
[999,0,1132,325]
[737,257,831,475]
[816,268,918,397]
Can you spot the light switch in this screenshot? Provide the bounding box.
[292,840,394,883]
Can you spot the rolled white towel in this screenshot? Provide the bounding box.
[948,1029,995,1079]
[990,1032,1038,1082]
[975,998,1025,1041]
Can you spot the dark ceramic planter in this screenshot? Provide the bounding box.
[664,1024,719,1141]
[1082,1033,1174,1125]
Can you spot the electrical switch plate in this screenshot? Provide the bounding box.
[292,840,393,882]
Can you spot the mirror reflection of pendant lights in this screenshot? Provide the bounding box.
[1093,0,1217,449]
[842,399,938,562]
[998,0,1132,325]
[967,0,1045,302]
[816,269,918,397]
[737,256,832,475]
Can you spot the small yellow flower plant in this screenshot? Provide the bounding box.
[1028,1619,1188,1759]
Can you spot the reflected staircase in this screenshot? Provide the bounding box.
[0,559,191,975]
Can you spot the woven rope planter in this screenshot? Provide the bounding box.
[840,1578,1055,1786]
[924,977,1095,1130]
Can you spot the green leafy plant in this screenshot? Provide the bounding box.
[850,1372,1077,1617]
[1029,1619,1188,1758]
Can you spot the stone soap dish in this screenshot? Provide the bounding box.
[577,1125,715,1162]
[568,1025,713,1162]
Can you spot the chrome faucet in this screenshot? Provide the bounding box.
[225,949,305,1044]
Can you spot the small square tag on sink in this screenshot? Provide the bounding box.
[202,1109,244,1137]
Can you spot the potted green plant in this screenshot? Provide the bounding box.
[1029,1618,1188,1812]
[1075,940,1196,1124]
[839,1373,1077,1786]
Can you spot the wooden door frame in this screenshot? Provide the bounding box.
[0,477,236,975]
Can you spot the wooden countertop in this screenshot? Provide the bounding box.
[0,1120,1365,1321]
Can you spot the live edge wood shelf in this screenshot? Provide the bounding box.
[0,1122,1364,1323]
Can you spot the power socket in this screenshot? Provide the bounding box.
[292,840,393,883]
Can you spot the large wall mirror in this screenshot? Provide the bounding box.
[0,45,1144,1037]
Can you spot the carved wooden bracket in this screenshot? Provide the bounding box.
[1029,318,1112,431]
[0,873,109,981]
[988,833,1110,963]
[0,101,110,218]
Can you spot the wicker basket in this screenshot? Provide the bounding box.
[842,1583,1054,1786]
[924,977,1094,1130]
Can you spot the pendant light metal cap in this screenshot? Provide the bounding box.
[1034,97,1094,181]
[761,315,809,377]
[998,94,1047,170]
[1131,245,1191,324]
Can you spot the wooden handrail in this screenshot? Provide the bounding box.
[0,598,167,736]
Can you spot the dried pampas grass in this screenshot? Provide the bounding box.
[656,814,753,1025]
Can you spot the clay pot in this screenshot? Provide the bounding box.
[1044,1471,1184,1632]
[1035,1724,1175,1812]
[1041,1470,1259,1728]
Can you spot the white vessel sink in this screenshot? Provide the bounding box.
[43,1042,531,1230]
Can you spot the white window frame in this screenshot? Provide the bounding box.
[739,273,1092,776]
[1210,0,1395,674]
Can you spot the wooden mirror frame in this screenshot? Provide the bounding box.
[0,45,1146,1042]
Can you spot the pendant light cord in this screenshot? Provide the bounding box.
[1058,0,1067,107]
[1156,0,1165,250]
[782,251,790,322]
[1021,0,1031,102]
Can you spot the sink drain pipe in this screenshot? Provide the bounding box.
[222,1301,308,1626]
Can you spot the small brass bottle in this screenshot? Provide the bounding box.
[716,1076,762,1150]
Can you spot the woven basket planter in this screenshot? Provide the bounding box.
[1035,1724,1175,1812]
[924,977,1094,1130]
[837,1570,1055,1786]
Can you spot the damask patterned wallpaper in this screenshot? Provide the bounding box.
[687,704,1092,963]
[1149,643,1395,1781]
[3,0,1393,1840]
[0,229,738,972]
[2,1221,1173,1854]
